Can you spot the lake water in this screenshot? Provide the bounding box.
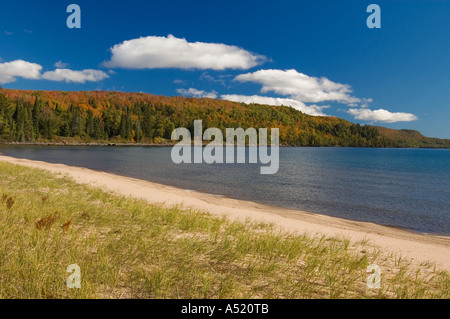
[1,145,449,235]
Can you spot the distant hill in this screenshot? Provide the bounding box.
[374,126,450,148]
[0,88,448,148]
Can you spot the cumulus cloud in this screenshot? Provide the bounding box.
[177,88,218,99]
[234,69,360,105]
[0,60,42,84]
[347,108,417,123]
[104,34,266,70]
[219,68,358,116]
[41,69,109,83]
[223,68,416,122]
[0,59,109,84]
[221,94,328,116]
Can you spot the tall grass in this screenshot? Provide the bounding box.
[0,161,448,299]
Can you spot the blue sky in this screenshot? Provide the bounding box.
[0,0,449,138]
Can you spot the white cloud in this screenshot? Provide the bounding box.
[0,60,42,84]
[104,34,266,70]
[226,69,416,122]
[42,69,109,83]
[0,59,109,85]
[177,88,218,99]
[234,69,360,105]
[54,61,70,68]
[347,108,417,123]
[356,98,373,108]
[220,68,358,116]
[221,94,328,116]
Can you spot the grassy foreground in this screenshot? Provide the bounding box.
[0,162,449,299]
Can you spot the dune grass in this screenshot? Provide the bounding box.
[0,161,449,299]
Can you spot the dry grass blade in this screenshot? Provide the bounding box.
[35,212,60,230]
[62,219,72,231]
[6,196,15,209]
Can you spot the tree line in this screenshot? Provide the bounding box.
[0,89,448,148]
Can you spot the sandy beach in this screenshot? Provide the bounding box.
[1,154,449,272]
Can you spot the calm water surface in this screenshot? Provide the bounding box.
[1,145,449,235]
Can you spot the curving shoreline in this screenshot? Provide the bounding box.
[1,154,449,271]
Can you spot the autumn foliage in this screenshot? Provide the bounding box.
[0,88,448,148]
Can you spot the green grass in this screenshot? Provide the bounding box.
[0,161,449,299]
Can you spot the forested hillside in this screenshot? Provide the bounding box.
[0,88,448,148]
